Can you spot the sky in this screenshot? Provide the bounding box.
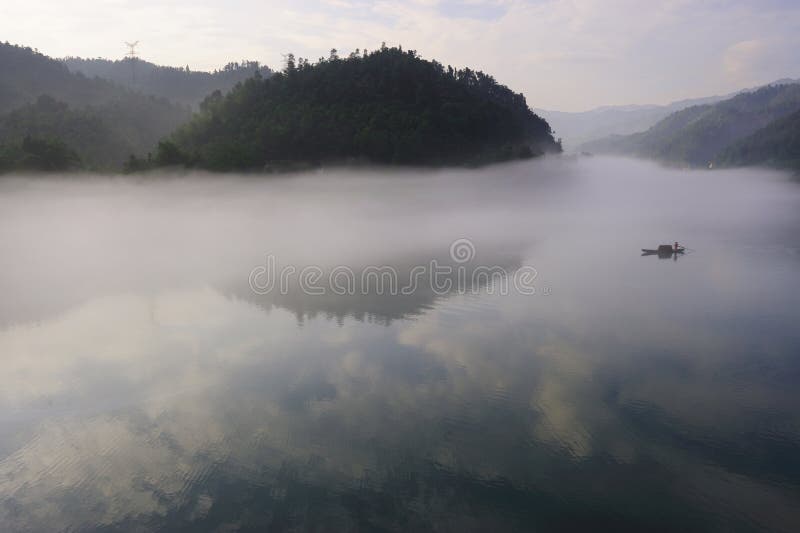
[1,0,799,111]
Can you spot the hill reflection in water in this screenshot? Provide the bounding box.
[1,158,800,531]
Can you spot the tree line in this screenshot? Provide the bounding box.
[142,45,560,171]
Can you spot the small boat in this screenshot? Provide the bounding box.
[642,245,685,254]
[641,244,685,257]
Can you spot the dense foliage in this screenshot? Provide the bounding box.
[0,94,189,170]
[717,109,800,170]
[62,57,271,107]
[161,46,560,170]
[581,84,800,167]
[0,135,81,172]
[0,42,191,171]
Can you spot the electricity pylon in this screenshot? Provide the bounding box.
[125,41,139,84]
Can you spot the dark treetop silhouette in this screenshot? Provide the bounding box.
[150,45,561,171]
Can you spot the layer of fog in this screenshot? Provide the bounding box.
[1,156,799,327]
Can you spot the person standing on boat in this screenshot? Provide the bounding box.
[674,241,680,252]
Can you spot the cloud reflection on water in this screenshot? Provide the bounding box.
[1,158,800,531]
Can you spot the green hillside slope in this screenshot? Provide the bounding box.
[0,43,191,171]
[158,46,560,170]
[717,109,800,170]
[581,84,800,167]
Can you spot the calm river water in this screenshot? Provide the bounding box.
[1,157,799,532]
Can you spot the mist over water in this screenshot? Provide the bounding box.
[1,157,800,531]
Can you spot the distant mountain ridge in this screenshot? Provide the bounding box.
[1,42,149,114]
[538,78,800,150]
[579,83,800,168]
[0,42,191,170]
[62,57,272,107]
[7,40,793,174]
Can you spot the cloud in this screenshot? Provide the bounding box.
[723,39,764,81]
[436,0,510,20]
[1,0,799,109]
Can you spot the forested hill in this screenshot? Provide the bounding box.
[62,57,271,107]
[156,46,561,170]
[579,84,800,167]
[1,42,129,114]
[537,78,799,151]
[0,42,190,171]
[717,109,800,170]
[537,94,732,151]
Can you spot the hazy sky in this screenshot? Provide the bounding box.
[1,0,798,111]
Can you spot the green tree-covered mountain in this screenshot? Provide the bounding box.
[0,42,191,171]
[580,84,800,167]
[156,46,560,170]
[0,94,189,170]
[537,79,798,151]
[537,94,732,151]
[1,42,122,114]
[717,109,800,170]
[62,57,271,107]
